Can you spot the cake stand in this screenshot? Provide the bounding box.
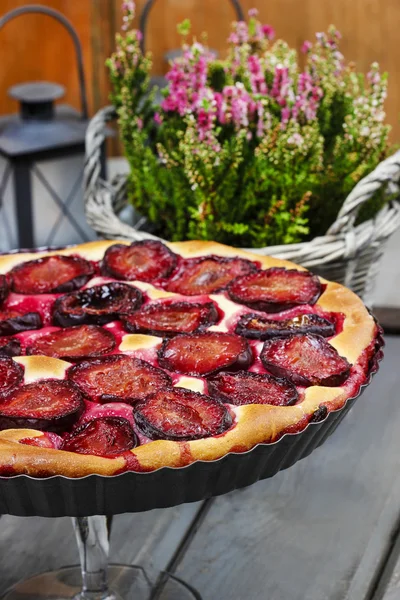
[0,335,383,600]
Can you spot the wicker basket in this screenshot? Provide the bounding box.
[84,105,400,303]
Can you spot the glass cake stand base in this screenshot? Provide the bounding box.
[1,517,201,600]
[2,565,200,600]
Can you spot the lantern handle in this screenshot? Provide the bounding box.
[139,0,246,54]
[0,4,88,119]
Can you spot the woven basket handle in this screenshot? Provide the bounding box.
[326,150,400,235]
[138,0,245,54]
[84,106,116,195]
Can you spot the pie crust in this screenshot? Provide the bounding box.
[0,240,380,478]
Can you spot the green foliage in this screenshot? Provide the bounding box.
[177,19,191,37]
[107,8,391,247]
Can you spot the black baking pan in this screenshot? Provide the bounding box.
[0,332,383,517]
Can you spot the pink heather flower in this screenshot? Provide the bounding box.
[248,8,259,17]
[220,83,255,129]
[301,40,312,53]
[281,107,291,124]
[231,21,249,44]
[248,55,268,94]
[122,1,135,13]
[271,67,290,98]
[368,71,381,85]
[228,32,240,44]
[261,24,275,40]
[330,27,342,40]
[162,45,214,117]
[136,30,143,41]
[154,112,162,125]
[137,117,143,130]
[256,101,265,138]
[248,54,261,75]
[213,92,225,123]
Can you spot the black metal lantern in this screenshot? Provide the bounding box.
[0,5,100,250]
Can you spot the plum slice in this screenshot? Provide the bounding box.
[123,301,219,337]
[165,255,258,295]
[228,268,321,312]
[62,417,137,457]
[260,334,351,387]
[235,312,335,340]
[53,282,143,327]
[0,379,84,432]
[0,309,42,336]
[207,371,298,406]
[0,357,24,397]
[134,387,232,441]
[27,325,116,361]
[0,337,21,357]
[68,354,172,404]
[158,332,253,377]
[102,241,177,282]
[0,275,9,304]
[10,255,94,294]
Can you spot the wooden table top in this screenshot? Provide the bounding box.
[1,336,399,600]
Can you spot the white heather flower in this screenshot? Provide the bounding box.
[287,133,304,146]
[375,110,385,122]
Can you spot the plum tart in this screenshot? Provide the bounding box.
[0,240,381,477]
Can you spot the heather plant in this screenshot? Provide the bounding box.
[107,2,390,247]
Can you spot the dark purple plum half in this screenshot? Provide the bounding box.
[0,357,24,397]
[134,387,232,441]
[260,333,351,387]
[68,354,172,404]
[0,310,42,336]
[207,370,298,406]
[228,268,321,312]
[102,240,177,282]
[27,324,116,361]
[158,332,253,377]
[0,379,84,433]
[53,282,143,327]
[165,255,258,296]
[62,417,138,457]
[0,337,21,357]
[123,301,219,337]
[235,312,335,340]
[10,255,94,295]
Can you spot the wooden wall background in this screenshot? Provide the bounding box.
[0,0,399,141]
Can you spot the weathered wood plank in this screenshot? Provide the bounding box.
[0,502,202,594]
[175,336,400,600]
[371,518,400,600]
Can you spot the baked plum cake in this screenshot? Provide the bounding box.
[0,239,382,477]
